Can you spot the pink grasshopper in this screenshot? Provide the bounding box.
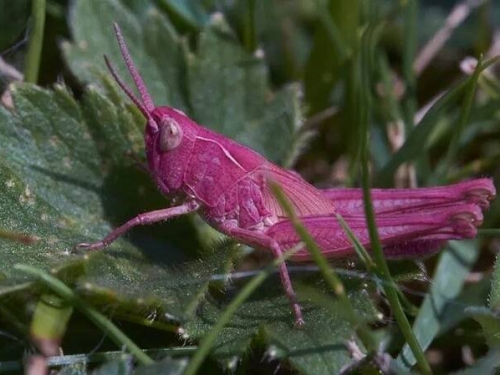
[77,24,496,326]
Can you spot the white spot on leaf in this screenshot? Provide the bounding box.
[63,157,72,169]
[226,357,238,370]
[49,136,60,147]
[210,12,224,23]
[19,186,35,206]
[254,48,265,59]
[47,236,58,245]
[266,345,278,359]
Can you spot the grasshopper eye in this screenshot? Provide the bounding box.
[158,118,182,152]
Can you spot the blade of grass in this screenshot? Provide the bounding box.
[487,252,500,309]
[376,56,500,186]
[0,347,199,373]
[242,0,256,52]
[401,0,432,181]
[346,16,385,184]
[372,52,403,168]
[336,214,419,316]
[270,183,377,352]
[479,71,500,99]
[449,348,500,375]
[401,0,418,135]
[376,82,464,186]
[13,264,154,366]
[430,56,484,183]
[30,294,73,356]
[182,245,301,375]
[24,0,46,83]
[447,154,500,181]
[478,229,500,236]
[336,213,375,269]
[0,227,39,245]
[314,0,350,63]
[155,0,205,31]
[396,241,480,370]
[357,25,432,375]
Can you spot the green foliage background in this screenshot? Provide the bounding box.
[0,0,500,374]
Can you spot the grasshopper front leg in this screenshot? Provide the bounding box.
[77,201,200,251]
[225,227,305,327]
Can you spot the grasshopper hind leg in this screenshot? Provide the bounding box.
[225,227,304,327]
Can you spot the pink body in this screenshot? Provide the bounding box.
[145,106,494,261]
[146,107,335,237]
[77,24,496,326]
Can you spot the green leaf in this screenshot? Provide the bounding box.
[185,284,379,374]
[376,56,499,186]
[63,0,187,110]
[59,362,88,375]
[264,289,378,375]
[1,1,380,371]
[64,1,303,165]
[489,251,500,309]
[434,276,491,334]
[0,0,30,52]
[304,0,357,113]
[468,306,500,348]
[0,30,349,375]
[0,83,200,288]
[0,84,98,282]
[185,15,302,164]
[396,241,480,370]
[156,0,211,30]
[472,251,500,348]
[133,357,187,375]
[449,348,500,375]
[79,240,239,322]
[91,359,132,375]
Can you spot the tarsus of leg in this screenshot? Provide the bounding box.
[76,201,199,251]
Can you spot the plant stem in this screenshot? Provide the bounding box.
[14,264,154,366]
[357,26,433,375]
[183,246,300,375]
[402,0,417,134]
[433,57,483,182]
[0,228,38,244]
[478,229,500,236]
[24,0,46,83]
[361,156,432,375]
[272,185,377,352]
[243,0,256,52]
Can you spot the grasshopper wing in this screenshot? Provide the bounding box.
[321,178,495,216]
[259,164,337,218]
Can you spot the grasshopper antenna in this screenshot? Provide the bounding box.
[103,22,155,119]
[104,56,150,118]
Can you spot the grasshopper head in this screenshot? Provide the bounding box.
[104,23,195,195]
